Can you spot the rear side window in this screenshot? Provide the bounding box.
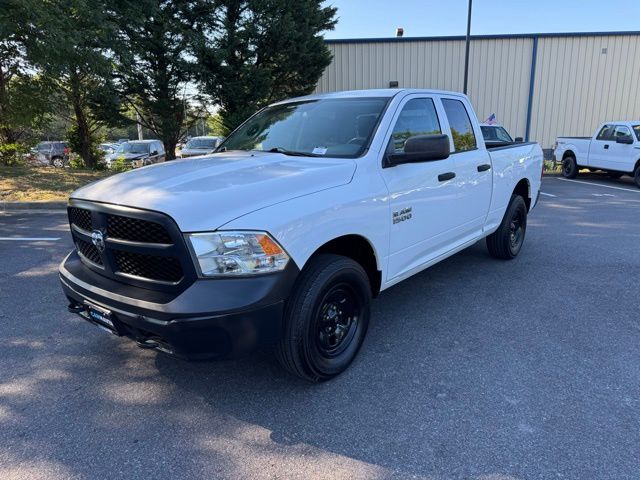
[442,99,477,152]
[596,125,614,140]
[390,98,441,153]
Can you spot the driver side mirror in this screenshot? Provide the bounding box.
[151,150,158,155]
[515,137,524,143]
[385,134,450,168]
[616,135,633,145]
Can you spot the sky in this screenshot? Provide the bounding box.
[323,0,640,39]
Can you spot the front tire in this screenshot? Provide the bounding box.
[276,254,371,382]
[562,155,578,178]
[486,195,528,260]
[634,165,640,189]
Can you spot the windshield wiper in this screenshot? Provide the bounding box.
[262,147,322,157]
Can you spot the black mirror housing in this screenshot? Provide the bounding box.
[386,134,450,167]
[515,137,523,143]
[616,135,633,145]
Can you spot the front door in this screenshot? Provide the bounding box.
[605,125,635,172]
[378,96,460,281]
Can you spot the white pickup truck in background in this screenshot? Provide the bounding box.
[59,88,543,381]
[554,122,640,187]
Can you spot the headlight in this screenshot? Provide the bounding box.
[186,231,289,277]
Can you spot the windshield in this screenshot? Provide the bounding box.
[220,97,389,158]
[186,138,218,149]
[116,142,150,154]
[633,125,640,141]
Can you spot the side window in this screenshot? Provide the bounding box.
[495,127,513,143]
[390,98,441,153]
[442,99,477,152]
[596,125,614,140]
[613,125,631,139]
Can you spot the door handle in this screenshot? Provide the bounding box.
[477,164,491,172]
[438,172,456,182]
[604,144,609,149]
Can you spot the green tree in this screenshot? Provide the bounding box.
[0,1,53,145]
[15,0,126,168]
[107,0,206,160]
[197,0,337,132]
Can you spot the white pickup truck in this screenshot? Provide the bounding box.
[554,122,640,187]
[59,89,543,381]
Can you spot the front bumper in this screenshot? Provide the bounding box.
[59,251,298,359]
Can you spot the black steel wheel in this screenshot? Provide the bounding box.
[486,194,528,260]
[276,254,371,382]
[562,155,578,178]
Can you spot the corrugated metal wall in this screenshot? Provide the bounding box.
[529,35,640,147]
[315,34,640,148]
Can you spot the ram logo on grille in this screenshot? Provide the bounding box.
[91,230,106,253]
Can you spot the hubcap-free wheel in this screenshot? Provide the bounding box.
[276,254,371,382]
[562,156,578,178]
[508,210,524,253]
[316,284,360,358]
[486,194,528,260]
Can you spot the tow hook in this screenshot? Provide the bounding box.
[136,338,160,349]
[67,303,84,314]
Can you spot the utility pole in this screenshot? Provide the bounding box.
[463,0,472,94]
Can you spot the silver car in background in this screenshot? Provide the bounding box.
[179,136,224,158]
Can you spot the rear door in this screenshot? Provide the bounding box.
[440,97,492,238]
[378,95,460,280]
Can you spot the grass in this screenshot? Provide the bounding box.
[0,166,112,202]
[543,159,562,175]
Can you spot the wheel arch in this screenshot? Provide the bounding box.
[309,234,382,297]
[512,178,531,211]
[562,150,575,160]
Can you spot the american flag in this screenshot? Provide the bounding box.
[484,113,497,125]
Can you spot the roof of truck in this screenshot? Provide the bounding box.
[273,88,468,105]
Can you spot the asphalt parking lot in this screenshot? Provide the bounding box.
[1,175,639,480]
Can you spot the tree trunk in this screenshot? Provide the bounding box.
[0,65,17,145]
[164,138,177,160]
[70,78,95,169]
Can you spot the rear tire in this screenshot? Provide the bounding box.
[634,166,640,189]
[51,156,64,168]
[276,254,371,382]
[562,155,578,178]
[486,195,528,260]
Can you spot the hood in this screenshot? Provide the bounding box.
[72,151,356,232]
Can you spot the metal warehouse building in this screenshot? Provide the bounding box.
[315,31,640,149]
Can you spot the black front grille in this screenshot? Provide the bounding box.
[67,202,194,290]
[114,251,183,283]
[107,215,172,244]
[69,207,92,231]
[75,238,103,265]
